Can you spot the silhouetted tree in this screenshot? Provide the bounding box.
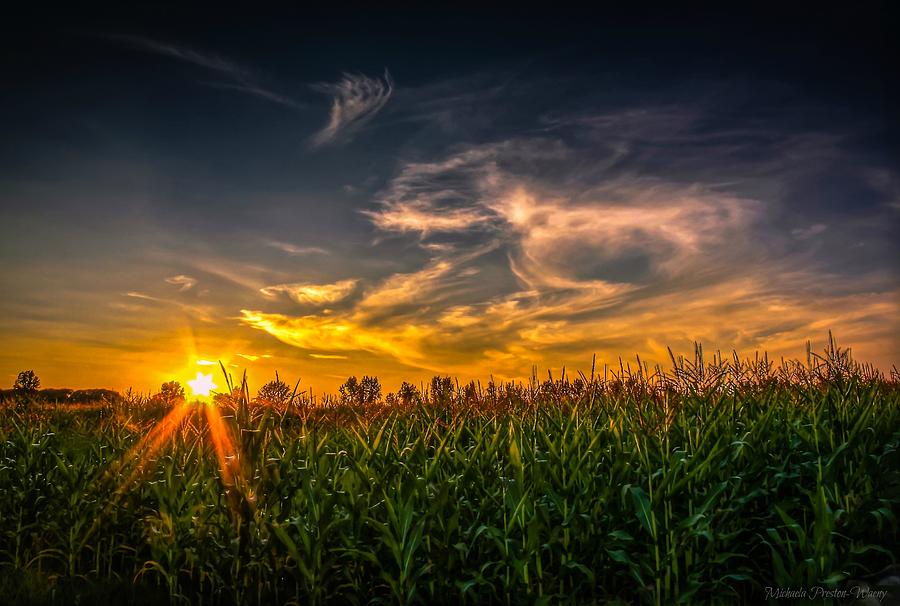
[157,381,185,406]
[397,381,420,406]
[14,370,40,394]
[339,376,359,404]
[339,375,381,405]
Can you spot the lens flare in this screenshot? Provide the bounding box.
[188,371,217,396]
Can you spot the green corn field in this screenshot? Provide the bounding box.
[1,339,898,605]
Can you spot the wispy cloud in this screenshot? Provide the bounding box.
[122,291,217,323]
[357,259,455,311]
[125,291,156,301]
[791,223,828,239]
[260,279,358,306]
[364,140,565,238]
[492,183,760,290]
[311,70,394,147]
[165,274,197,291]
[265,240,330,256]
[240,309,439,369]
[178,255,286,292]
[108,35,303,109]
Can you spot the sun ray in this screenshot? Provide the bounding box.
[110,401,193,495]
[204,403,238,486]
[203,402,256,519]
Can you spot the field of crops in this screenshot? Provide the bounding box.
[2,341,898,605]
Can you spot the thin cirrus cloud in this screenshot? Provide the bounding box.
[240,106,900,377]
[311,70,394,147]
[165,274,198,291]
[791,223,828,239]
[107,34,303,109]
[259,279,359,306]
[265,240,330,256]
[366,138,761,290]
[123,291,217,323]
[366,201,489,236]
[357,259,456,311]
[107,36,395,147]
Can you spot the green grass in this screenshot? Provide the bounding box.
[1,339,898,604]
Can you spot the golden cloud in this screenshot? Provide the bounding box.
[260,279,358,306]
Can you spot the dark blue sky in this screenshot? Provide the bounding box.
[1,5,897,390]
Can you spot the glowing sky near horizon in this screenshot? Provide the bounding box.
[0,9,897,393]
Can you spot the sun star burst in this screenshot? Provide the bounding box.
[188,371,217,397]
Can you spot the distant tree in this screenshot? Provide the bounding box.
[397,381,420,406]
[339,375,381,405]
[257,373,293,408]
[339,376,359,404]
[157,381,185,406]
[360,376,381,405]
[14,370,40,394]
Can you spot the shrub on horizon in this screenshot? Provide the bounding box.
[154,381,185,406]
[13,370,40,394]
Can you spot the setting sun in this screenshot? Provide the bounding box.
[187,372,217,397]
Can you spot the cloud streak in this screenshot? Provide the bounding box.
[260,279,358,306]
[311,70,394,147]
[108,35,303,109]
[165,274,197,291]
[265,240,330,256]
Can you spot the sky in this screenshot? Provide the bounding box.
[1,6,898,394]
